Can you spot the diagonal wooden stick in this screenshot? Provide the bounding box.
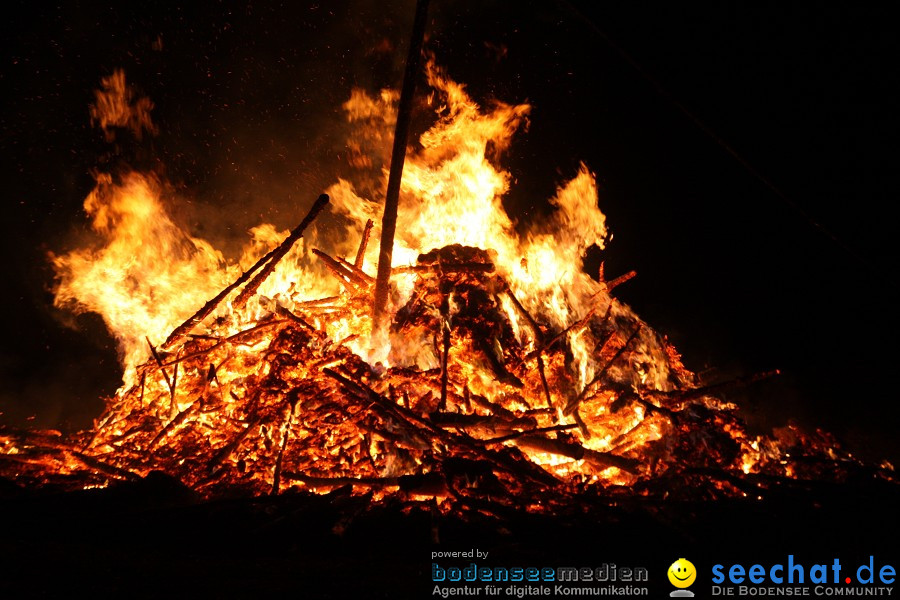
[233,194,330,309]
[354,218,374,268]
[146,336,175,399]
[162,194,329,349]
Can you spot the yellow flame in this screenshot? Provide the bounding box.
[51,173,237,385]
[45,62,729,491]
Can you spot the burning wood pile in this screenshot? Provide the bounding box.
[0,62,889,511]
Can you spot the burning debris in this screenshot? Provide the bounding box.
[0,62,891,512]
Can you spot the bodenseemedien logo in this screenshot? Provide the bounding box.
[431,561,650,597]
[668,558,697,597]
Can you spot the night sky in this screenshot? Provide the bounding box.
[1,1,897,463]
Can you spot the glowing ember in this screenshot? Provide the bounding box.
[0,65,889,506]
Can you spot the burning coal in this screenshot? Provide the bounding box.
[0,64,889,507]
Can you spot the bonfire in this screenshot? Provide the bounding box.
[0,57,888,513]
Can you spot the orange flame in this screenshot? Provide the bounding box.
[89,70,157,141]
[30,61,864,497]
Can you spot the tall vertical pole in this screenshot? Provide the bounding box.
[372,0,430,329]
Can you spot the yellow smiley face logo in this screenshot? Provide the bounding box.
[668,558,696,588]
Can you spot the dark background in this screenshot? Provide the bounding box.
[1,0,897,467]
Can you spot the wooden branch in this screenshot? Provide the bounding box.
[355,219,374,268]
[162,269,266,350]
[565,324,643,416]
[535,352,553,409]
[571,408,590,439]
[606,270,637,293]
[283,472,401,488]
[312,248,369,289]
[271,404,296,496]
[438,278,454,413]
[428,412,536,430]
[475,337,523,388]
[163,194,329,348]
[294,295,340,307]
[646,369,782,406]
[467,392,517,420]
[275,304,317,331]
[608,417,654,453]
[150,398,200,448]
[232,194,330,309]
[163,318,284,367]
[336,254,375,284]
[209,416,260,469]
[105,422,156,446]
[283,471,449,497]
[169,360,179,416]
[393,262,495,274]
[146,337,175,399]
[439,318,451,412]
[338,334,359,347]
[0,429,140,481]
[500,283,553,408]
[80,409,119,452]
[483,423,578,444]
[501,282,540,334]
[542,306,597,353]
[513,435,639,473]
[324,368,433,449]
[324,368,559,486]
[355,421,419,449]
[1,428,74,452]
[69,450,141,481]
[527,300,611,361]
